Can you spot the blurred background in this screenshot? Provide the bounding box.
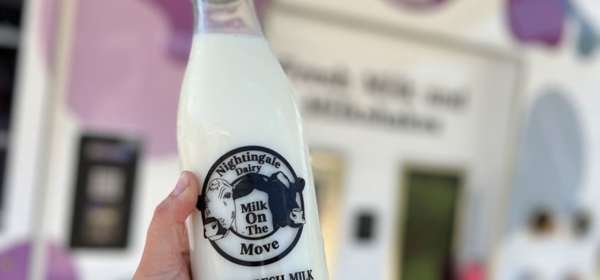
[0,0,599,279]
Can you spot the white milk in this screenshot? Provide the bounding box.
[177,3,329,278]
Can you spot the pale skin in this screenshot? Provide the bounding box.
[134,171,199,280]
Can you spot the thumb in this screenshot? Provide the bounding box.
[150,171,199,228]
[134,171,200,280]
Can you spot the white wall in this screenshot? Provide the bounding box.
[265,3,520,279]
[0,0,48,257]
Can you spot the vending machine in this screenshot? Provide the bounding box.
[31,0,600,279]
[30,0,526,279]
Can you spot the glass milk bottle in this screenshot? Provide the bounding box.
[177,0,329,279]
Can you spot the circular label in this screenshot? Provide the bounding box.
[197,146,306,266]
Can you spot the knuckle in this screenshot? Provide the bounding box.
[153,199,172,218]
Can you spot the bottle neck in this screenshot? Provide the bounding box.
[193,0,263,36]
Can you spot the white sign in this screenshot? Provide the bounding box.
[265,3,521,279]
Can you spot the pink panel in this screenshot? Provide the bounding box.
[54,0,271,157]
[0,241,77,279]
[66,0,190,157]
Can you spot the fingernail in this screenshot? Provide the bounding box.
[172,172,190,197]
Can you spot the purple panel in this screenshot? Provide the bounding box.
[507,0,565,47]
[149,0,271,61]
[0,242,28,279]
[64,0,273,157]
[46,243,78,280]
[0,241,77,280]
[149,0,194,62]
[66,0,188,157]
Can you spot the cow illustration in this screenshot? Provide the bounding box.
[198,171,306,240]
[234,172,306,230]
[199,178,236,241]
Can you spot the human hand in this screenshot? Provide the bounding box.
[134,171,199,280]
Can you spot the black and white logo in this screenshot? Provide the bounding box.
[197,146,306,266]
